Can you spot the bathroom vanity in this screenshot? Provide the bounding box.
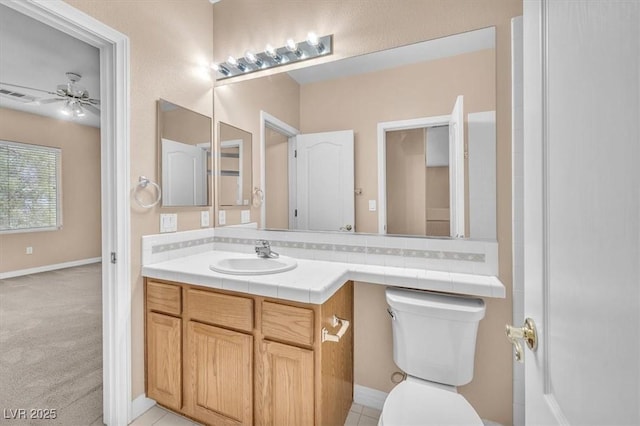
[144,277,353,426]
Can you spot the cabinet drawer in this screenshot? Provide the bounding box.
[187,289,253,332]
[262,301,314,346]
[147,281,181,316]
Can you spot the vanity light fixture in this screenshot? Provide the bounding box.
[211,33,333,80]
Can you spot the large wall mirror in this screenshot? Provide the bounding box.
[218,122,252,208]
[214,27,496,240]
[157,99,212,207]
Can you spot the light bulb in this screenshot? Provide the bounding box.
[72,101,85,118]
[211,62,230,76]
[244,50,263,67]
[61,100,72,116]
[307,32,319,46]
[265,44,282,62]
[286,38,302,58]
[227,55,246,71]
[307,32,325,53]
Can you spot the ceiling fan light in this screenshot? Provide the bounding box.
[61,100,73,116]
[72,102,85,118]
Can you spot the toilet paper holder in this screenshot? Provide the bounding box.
[322,315,350,343]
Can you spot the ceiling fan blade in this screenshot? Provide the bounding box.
[39,98,66,104]
[87,98,100,105]
[83,104,100,116]
[0,81,57,96]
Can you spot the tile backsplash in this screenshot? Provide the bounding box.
[142,227,498,276]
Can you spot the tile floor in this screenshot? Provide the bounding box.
[132,403,381,426]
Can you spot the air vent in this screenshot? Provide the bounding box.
[0,87,37,103]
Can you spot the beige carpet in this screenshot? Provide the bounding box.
[0,263,103,426]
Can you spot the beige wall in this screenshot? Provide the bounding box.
[386,128,426,235]
[0,108,101,273]
[213,1,520,425]
[63,0,214,399]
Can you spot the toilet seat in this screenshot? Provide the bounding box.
[379,380,483,426]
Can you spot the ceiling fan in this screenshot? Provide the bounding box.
[0,72,100,118]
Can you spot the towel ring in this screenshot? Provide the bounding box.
[134,176,161,208]
[252,187,264,208]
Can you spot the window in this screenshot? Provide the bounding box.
[0,140,62,233]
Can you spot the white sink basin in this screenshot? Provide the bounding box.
[209,256,298,275]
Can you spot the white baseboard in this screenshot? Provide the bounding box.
[131,394,156,423]
[354,384,388,411]
[0,257,102,280]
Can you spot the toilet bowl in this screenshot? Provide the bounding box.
[380,288,486,425]
[378,378,482,426]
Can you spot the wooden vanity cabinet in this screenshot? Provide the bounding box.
[183,288,254,425]
[145,279,353,426]
[145,282,182,411]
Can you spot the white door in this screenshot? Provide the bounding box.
[295,130,354,231]
[162,138,206,205]
[522,1,639,425]
[448,95,465,237]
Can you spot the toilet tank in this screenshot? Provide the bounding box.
[385,287,486,386]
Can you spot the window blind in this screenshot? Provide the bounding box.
[0,140,62,233]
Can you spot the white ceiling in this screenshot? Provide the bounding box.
[0,4,101,128]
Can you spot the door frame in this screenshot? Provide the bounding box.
[1,1,132,424]
[219,138,244,205]
[377,115,450,234]
[259,111,299,228]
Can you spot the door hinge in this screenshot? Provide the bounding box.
[294,150,297,158]
[110,252,117,264]
[294,209,298,217]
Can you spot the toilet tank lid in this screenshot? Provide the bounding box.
[386,287,486,321]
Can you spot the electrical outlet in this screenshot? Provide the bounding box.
[201,211,210,227]
[218,210,226,225]
[241,210,250,224]
[160,213,177,233]
[25,246,33,255]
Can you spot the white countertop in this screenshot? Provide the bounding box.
[142,250,505,304]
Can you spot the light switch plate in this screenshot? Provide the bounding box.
[200,211,210,227]
[241,210,250,224]
[160,213,177,233]
[368,200,377,212]
[218,210,226,225]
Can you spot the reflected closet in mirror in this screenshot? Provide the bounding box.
[218,122,252,209]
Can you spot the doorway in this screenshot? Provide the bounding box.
[0,1,131,424]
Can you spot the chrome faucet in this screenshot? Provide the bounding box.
[255,239,279,258]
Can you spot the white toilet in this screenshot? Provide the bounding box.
[379,287,486,426]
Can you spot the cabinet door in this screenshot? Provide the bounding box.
[186,321,252,426]
[256,340,314,426]
[147,312,182,410]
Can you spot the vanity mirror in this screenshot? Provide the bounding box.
[157,99,212,207]
[218,122,252,208]
[214,27,496,240]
